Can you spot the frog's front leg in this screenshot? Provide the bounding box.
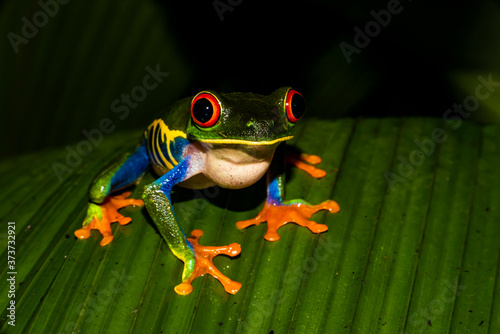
[75,142,149,246]
[236,144,340,241]
[142,155,241,295]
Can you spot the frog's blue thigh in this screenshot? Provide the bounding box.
[110,142,150,190]
[88,140,150,203]
[142,156,196,278]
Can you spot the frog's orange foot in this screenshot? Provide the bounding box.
[236,200,340,241]
[286,153,327,178]
[75,192,144,246]
[174,230,242,295]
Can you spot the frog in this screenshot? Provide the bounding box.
[74,87,340,295]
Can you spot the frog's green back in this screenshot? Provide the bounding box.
[159,96,193,133]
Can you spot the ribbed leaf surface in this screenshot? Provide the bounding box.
[1,118,499,334]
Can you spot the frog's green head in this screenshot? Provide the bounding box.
[186,87,305,145]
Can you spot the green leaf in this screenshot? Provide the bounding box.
[1,118,499,333]
[0,0,190,157]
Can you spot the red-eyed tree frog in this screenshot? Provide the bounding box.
[75,87,340,295]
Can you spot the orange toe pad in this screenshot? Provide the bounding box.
[175,230,242,295]
[75,192,144,246]
[236,200,340,241]
[286,153,327,178]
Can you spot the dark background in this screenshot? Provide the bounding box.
[2,0,500,157]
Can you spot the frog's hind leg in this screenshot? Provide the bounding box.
[286,151,327,178]
[75,141,150,246]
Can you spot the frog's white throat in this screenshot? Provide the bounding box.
[183,142,279,190]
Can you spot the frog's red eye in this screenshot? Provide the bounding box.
[191,92,221,127]
[285,89,305,123]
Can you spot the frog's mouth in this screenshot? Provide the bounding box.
[195,135,293,146]
[200,142,280,164]
[195,141,280,189]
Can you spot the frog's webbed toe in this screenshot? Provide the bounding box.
[286,152,327,178]
[236,200,339,241]
[175,230,242,295]
[75,192,144,246]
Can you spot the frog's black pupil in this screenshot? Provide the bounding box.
[291,93,305,120]
[193,98,213,124]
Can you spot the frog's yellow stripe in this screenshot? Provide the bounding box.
[145,119,187,170]
[145,121,164,168]
[196,136,293,146]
